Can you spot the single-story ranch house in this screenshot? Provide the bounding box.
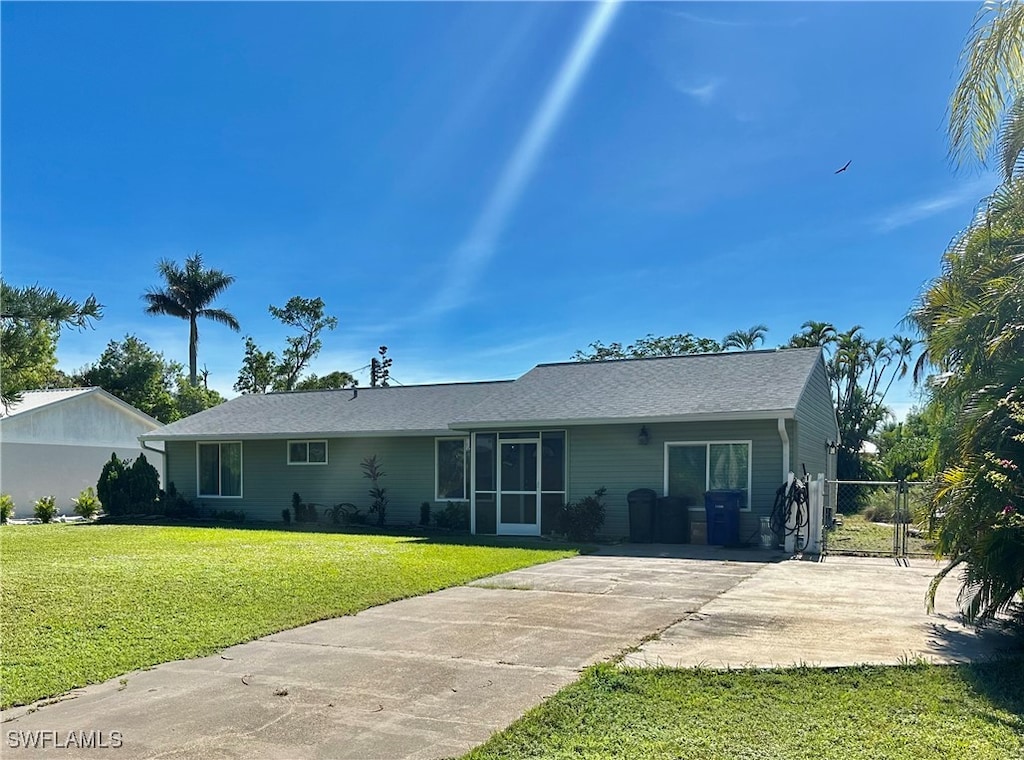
[140,348,838,540]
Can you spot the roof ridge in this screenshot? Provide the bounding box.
[263,379,517,396]
[21,386,96,393]
[535,347,819,368]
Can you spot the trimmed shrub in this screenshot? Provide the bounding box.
[0,494,14,523]
[97,453,130,516]
[420,502,431,526]
[559,487,607,541]
[128,453,160,513]
[73,487,101,519]
[434,501,469,531]
[33,495,58,524]
[282,508,291,524]
[161,481,196,519]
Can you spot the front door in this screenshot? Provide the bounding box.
[497,438,541,536]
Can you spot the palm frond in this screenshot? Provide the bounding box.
[197,308,241,332]
[949,0,1024,168]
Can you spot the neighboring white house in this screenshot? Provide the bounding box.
[0,387,164,515]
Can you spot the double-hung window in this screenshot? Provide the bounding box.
[197,442,242,498]
[665,441,751,509]
[288,440,327,465]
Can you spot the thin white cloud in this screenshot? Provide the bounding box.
[426,0,622,317]
[674,78,722,104]
[668,10,806,29]
[874,178,995,233]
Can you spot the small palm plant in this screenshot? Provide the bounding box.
[361,455,389,527]
[72,487,101,519]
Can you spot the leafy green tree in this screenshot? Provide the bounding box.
[75,335,181,422]
[173,376,225,418]
[294,371,355,391]
[723,324,768,351]
[269,296,338,391]
[572,332,722,361]
[143,252,240,387]
[234,296,347,393]
[877,409,936,482]
[234,337,277,394]
[1,280,102,406]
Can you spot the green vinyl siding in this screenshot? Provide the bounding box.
[793,357,840,482]
[165,437,439,523]
[566,419,784,540]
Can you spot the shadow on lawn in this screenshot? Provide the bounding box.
[957,658,1024,723]
[90,515,593,552]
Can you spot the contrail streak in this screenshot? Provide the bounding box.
[429,1,622,315]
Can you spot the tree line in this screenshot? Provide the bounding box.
[1,252,359,422]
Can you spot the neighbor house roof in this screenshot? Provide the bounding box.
[1,387,162,428]
[140,348,826,441]
[449,348,824,428]
[1,387,95,417]
[140,382,514,441]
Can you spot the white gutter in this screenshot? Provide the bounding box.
[777,417,790,484]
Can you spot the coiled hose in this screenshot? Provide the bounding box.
[770,477,809,551]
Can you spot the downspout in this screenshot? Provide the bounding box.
[777,418,790,484]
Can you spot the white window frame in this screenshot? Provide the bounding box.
[663,440,753,511]
[287,439,328,466]
[196,441,243,499]
[435,436,469,502]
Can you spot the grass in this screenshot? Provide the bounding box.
[464,661,1024,760]
[0,523,578,709]
[826,514,935,556]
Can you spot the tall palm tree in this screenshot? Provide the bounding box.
[949,0,1024,175]
[722,324,768,351]
[143,252,240,386]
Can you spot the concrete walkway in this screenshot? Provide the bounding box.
[1,547,1017,759]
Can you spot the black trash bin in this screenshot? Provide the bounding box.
[655,496,689,543]
[704,489,744,546]
[627,488,658,543]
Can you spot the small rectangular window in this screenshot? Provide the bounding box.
[288,440,328,465]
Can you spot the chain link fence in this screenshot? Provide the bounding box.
[823,480,938,558]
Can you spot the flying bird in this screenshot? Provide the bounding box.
[834,160,852,174]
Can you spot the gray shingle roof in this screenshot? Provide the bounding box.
[141,382,513,440]
[448,348,823,427]
[141,348,824,440]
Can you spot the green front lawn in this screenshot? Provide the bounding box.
[465,661,1024,760]
[0,524,578,709]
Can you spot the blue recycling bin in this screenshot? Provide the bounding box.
[704,489,744,546]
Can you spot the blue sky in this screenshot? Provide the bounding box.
[2,2,995,419]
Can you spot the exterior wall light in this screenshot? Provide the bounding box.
[638,425,650,446]
[826,440,839,455]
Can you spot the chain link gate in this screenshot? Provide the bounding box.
[823,479,929,559]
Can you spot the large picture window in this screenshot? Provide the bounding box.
[665,441,750,509]
[288,440,327,465]
[198,442,242,498]
[436,437,469,500]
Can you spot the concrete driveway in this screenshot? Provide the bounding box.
[1,546,1016,759]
